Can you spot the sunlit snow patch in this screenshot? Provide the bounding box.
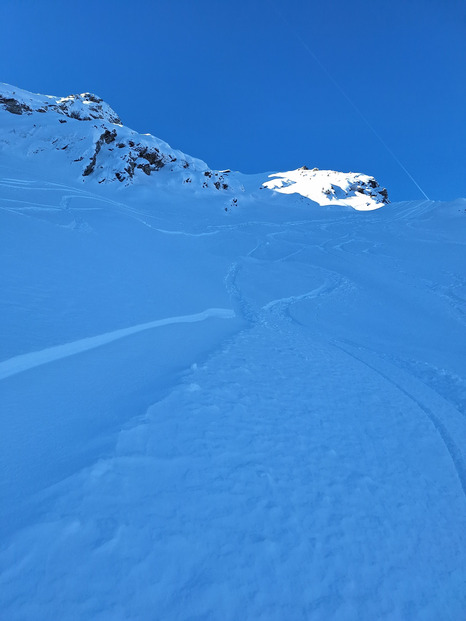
[262,166,389,210]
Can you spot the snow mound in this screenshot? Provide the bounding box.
[262,166,389,210]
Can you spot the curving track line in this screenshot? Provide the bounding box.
[0,308,235,381]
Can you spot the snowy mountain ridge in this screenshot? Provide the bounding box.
[0,83,389,210]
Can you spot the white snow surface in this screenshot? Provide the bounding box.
[1,85,466,620]
[263,167,389,210]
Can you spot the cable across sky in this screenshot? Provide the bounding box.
[273,3,431,200]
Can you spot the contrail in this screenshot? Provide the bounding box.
[273,5,430,200]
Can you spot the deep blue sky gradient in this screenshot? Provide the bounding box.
[1,0,465,200]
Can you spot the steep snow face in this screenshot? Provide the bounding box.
[263,167,389,211]
[0,83,389,209]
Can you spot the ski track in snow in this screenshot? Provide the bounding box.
[225,213,466,506]
[0,177,224,237]
[0,308,235,381]
[262,278,342,314]
[332,340,466,500]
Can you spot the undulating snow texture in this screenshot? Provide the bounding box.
[0,85,465,620]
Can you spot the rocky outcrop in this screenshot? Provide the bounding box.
[0,86,122,124]
[54,93,122,124]
[0,95,32,115]
[0,82,214,186]
[83,129,118,176]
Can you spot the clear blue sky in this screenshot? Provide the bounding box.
[1,0,465,200]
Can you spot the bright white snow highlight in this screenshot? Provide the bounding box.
[263,167,389,210]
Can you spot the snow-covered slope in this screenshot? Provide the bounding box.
[0,83,211,187]
[1,84,465,620]
[0,83,388,209]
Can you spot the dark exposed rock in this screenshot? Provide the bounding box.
[102,129,117,144]
[137,163,152,175]
[109,144,168,182]
[56,93,122,124]
[83,157,97,177]
[0,96,32,115]
[80,93,102,104]
[136,146,164,170]
[82,129,117,177]
[125,161,136,177]
[83,130,108,176]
